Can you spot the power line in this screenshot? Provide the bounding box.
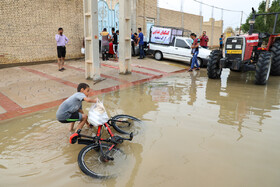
[193,0,243,13]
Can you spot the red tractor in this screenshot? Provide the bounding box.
[207,8,280,85]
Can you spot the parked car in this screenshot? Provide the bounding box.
[148,26,211,67]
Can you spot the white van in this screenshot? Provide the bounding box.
[148,26,211,67]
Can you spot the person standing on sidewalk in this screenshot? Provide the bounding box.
[219,35,224,51]
[189,33,200,72]
[138,28,145,59]
[112,28,119,60]
[199,31,209,49]
[55,28,69,71]
[100,28,110,61]
[131,31,136,56]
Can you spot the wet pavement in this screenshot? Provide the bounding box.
[0,58,185,120]
[1,59,280,186]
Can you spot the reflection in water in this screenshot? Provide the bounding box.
[188,71,199,105]
[124,143,143,187]
[206,69,280,139]
[0,69,280,186]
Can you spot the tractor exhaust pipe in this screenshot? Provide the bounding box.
[249,8,256,35]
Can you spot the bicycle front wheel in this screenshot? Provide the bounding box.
[78,144,127,178]
[111,115,142,135]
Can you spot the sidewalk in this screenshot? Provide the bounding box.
[0,57,187,121]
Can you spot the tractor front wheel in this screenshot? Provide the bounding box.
[207,50,222,79]
[255,51,272,85]
[270,40,280,76]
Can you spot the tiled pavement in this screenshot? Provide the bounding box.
[0,57,188,121]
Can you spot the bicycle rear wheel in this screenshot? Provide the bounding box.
[78,144,127,178]
[111,115,142,135]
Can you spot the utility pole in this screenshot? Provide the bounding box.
[83,0,102,82]
[111,0,113,31]
[157,0,160,25]
[239,11,243,35]
[199,0,203,35]
[265,0,270,11]
[221,8,224,33]
[264,0,270,24]
[210,5,214,47]
[119,0,132,74]
[181,0,184,29]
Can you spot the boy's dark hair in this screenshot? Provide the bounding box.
[134,33,138,35]
[221,35,223,37]
[77,83,89,92]
[112,27,115,32]
[116,30,119,33]
[138,28,142,31]
[58,27,63,31]
[103,28,107,32]
[190,33,197,37]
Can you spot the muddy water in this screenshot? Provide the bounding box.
[1,69,280,187]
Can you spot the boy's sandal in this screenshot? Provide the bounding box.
[188,69,193,72]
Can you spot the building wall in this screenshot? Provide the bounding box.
[0,0,222,64]
[159,8,183,28]
[136,0,158,34]
[0,0,84,64]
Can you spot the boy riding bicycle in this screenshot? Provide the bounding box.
[56,83,97,132]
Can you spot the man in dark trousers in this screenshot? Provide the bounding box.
[112,28,119,60]
[219,35,224,50]
[131,31,136,56]
[55,28,69,71]
[199,31,209,49]
[137,28,145,59]
[189,33,200,72]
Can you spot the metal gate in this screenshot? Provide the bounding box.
[98,0,119,39]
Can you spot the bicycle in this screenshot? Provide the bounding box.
[69,114,141,178]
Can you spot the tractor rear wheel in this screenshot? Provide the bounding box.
[207,50,222,79]
[255,51,272,85]
[270,40,280,76]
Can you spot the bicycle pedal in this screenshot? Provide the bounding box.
[69,133,79,144]
[129,132,134,141]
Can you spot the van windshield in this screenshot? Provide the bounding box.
[186,39,193,46]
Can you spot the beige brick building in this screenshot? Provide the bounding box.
[0,0,223,64]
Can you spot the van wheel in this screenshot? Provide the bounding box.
[154,51,163,61]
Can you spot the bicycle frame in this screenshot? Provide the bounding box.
[74,120,133,161]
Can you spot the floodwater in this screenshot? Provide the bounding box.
[1,69,280,187]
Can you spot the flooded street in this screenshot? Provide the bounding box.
[1,69,280,187]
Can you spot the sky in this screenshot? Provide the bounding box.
[159,0,266,32]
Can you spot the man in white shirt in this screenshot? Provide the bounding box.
[55,28,69,71]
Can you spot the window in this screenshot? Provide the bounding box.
[176,39,188,48]
[186,39,193,46]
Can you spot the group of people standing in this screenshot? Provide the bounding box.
[100,28,119,61]
[55,27,224,73]
[100,27,146,61]
[188,31,209,72]
[131,28,145,59]
[188,31,224,72]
